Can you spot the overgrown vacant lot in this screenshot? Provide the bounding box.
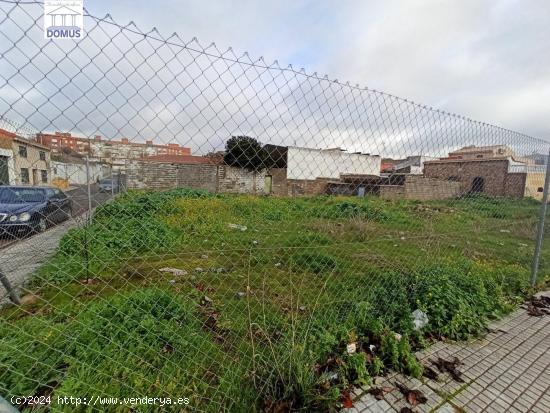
[1,190,548,412]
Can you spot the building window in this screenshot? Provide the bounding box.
[41,170,48,183]
[538,187,544,193]
[447,176,460,182]
[20,168,29,184]
[476,154,483,158]
[39,151,46,161]
[18,145,27,158]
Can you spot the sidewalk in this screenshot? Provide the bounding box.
[346,292,550,413]
[0,218,81,306]
[0,185,113,306]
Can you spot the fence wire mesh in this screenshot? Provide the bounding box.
[0,1,549,412]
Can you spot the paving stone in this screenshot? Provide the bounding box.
[345,292,550,413]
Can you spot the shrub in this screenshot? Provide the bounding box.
[314,200,388,222]
[409,259,529,340]
[0,289,249,412]
[291,251,338,274]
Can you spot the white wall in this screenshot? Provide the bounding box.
[52,160,111,185]
[507,157,529,173]
[394,155,438,175]
[90,141,160,161]
[218,166,265,194]
[286,146,381,180]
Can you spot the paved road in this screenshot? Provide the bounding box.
[0,185,112,304]
[0,185,111,250]
[345,291,550,413]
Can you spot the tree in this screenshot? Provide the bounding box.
[224,136,267,170]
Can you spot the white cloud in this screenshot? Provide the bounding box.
[86,0,550,142]
[0,0,548,157]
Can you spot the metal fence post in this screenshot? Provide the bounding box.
[0,268,21,305]
[86,155,92,223]
[530,148,550,287]
[110,166,114,196]
[84,156,92,283]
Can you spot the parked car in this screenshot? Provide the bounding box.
[0,186,72,237]
[98,178,118,193]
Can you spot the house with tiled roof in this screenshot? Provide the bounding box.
[1,128,51,186]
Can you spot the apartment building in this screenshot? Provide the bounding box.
[36,131,90,155]
[36,132,191,165]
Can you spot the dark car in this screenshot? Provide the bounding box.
[0,186,73,238]
[98,178,117,193]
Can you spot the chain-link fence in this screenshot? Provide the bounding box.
[0,1,549,412]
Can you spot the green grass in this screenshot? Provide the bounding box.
[1,189,548,412]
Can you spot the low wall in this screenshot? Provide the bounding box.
[379,185,405,200]
[287,178,332,196]
[217,165,265,194]
[52,160,110,185]
[380,175,461,200]
[126,161,265,194]
[177,164,218,192]
[127,160,179,190]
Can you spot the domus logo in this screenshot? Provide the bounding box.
[44,0,84,39]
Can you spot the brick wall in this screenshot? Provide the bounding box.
[267,168,288,196]
[127,161,264,194]
[127,160,179,190]
[424,159,525,198]
[177,164,218,192]
[287,178,331,196]
[504,173,527,198]
[404,175,461,200]
[380,176,461,200]
[379,185,405,200]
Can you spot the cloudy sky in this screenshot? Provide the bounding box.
[83,0,550,142]
[0,0,549,158]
